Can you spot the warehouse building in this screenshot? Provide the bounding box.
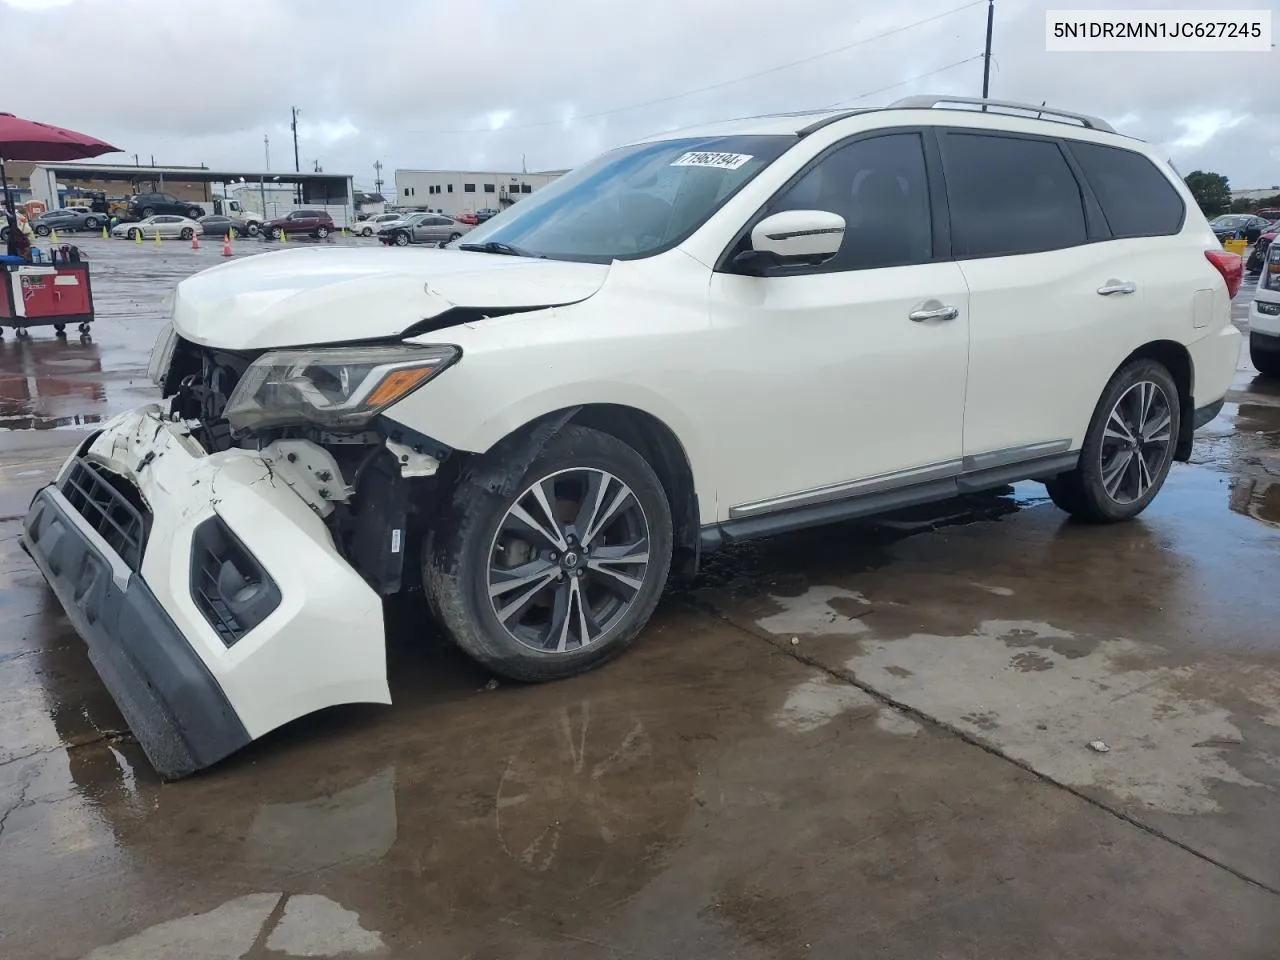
[394,169,565,218]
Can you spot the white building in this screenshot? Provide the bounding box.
[394,169,565,218]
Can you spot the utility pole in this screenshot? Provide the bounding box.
[290,106,301,203]
[373,160,384,196]
[264,134,270,171]
[981,0,995,99]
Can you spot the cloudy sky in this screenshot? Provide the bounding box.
[1,0,1276,191]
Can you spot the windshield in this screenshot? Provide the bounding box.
[456,134,795,262]
[1212,215,1249,227]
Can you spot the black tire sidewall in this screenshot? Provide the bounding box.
[1077,359,1181,521]
[425,426,673,681]
[1250,335,1280,378]
[181,228,193,240]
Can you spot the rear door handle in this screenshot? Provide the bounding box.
[908,303,959,323]
[1097,280,1137,296]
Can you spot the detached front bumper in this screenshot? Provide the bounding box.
[22,406,390,779]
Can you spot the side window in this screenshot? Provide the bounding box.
[767,132,933,271]
[941,133,1087,257]
[1069,141,1184,238]
[464,183,476,193]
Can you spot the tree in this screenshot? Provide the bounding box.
[1230,197,1257,214]
[1184,170,1231,217]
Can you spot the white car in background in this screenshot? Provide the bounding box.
[111,215,200,241]
[23,95,1241,779]
[352,212,405,237]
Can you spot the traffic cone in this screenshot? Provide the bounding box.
[101,226,108,239]
[154,229,162,246]
[134,229,141,245]
[280,229,287,243]
[222,233,233,257]
[340,226,347,238]
[191,233,200,250]
[50,228,59,245]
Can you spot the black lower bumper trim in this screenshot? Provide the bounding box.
[23,486,250,779]
[1192,398,1225,430]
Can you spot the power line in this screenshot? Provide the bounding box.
[824,54,986,107]
[404,0,986,137]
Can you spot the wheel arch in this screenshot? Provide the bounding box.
[1120,340,1195,461]
[458,404,703,579]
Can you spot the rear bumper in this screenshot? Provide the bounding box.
[21,406,390,778]
[24,487,250,779]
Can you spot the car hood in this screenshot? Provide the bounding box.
[171,247,611,350]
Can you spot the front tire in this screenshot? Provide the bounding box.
[35,224,51,237]
[1045,359,1180,523]
[246,222,260,237]
[141,207,155,218]
[269,227,282,240]
[360,226,373,237]
[180,227,194,240]
[1251,334,1280,378]
[423,425,673,682]
[393,231,410,246]
[128,228,141,240]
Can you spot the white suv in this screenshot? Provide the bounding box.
[22,96,1242,777]
[1248,242,1280,377]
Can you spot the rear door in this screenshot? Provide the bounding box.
[941,130,1147,465]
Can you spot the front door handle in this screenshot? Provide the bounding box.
[1097,280,1137,296]
[908,303,959,323]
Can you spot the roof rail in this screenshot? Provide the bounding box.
[887,95,1116,134]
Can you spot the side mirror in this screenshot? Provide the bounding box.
[733,210,845,274]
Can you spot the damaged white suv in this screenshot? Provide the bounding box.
[23,96,1241,777]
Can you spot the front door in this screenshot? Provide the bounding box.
[707,130,970,519]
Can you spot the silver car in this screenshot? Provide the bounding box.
[111,215,200,240]
[380,213,468,246]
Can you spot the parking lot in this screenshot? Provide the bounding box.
[2,236,1279,958]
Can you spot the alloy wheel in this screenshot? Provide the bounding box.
[487,468,651,654]
[1099,380,1173,504]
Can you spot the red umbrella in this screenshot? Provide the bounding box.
[0,113,120,252]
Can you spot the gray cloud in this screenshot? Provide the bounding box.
[2,0,1275,188]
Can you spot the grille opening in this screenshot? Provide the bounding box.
[190,516,281,646]
[59,458,150,571]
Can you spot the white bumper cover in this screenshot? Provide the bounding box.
[68,406,390,742]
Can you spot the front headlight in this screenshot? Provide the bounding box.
[222,344,460,431]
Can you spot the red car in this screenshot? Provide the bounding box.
[263,209,335,240]
[453,212,479,226]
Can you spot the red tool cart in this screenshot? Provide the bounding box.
[0,261,94,338]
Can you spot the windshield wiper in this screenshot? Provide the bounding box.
[457,240,541,258]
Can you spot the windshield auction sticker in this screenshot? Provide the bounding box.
[671,152,754,170]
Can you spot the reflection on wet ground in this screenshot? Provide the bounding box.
[2,242,1280,957]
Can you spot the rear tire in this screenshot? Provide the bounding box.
[128,228,141,240]
[423,425,673,682]
[316,225,330,238]
[269,227,282,240]
[246,222,260,237]
[35,224,51,237]
[180,227,194,240]
[1044,359,1180,523]
[141,207,155,218]
[84,217,99,229]
[1251,334,1280,378]
[360,226,373,237]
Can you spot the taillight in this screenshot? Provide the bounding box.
[1205,249,1243,299]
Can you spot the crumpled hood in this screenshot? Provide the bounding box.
[171,247,611,350]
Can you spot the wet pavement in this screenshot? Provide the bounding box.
[2,240,1279,958]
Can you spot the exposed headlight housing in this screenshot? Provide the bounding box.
[222,344,460,431]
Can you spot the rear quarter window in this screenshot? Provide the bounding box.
[1068,141,1185,238]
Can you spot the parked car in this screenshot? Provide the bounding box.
[351,212,404,237]
[1209,214,1271,243]
[380,213,467,246]
[474,208,500,223]
[263,209,335,240]
[453,211,479,225]
[1247,220,1280,273]
[110,215,200,240]
[198,214,258,238]
[32,208,107,234]
[0,211,34,243]
[126,192,206,220]
[1249,242,1280,377]
[24,95,1242,779]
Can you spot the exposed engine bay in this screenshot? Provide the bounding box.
[158,335,453,596]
